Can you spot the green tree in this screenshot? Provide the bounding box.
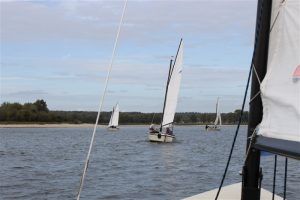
[34,99,49,112]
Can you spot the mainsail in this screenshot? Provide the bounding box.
[255,0,300,159]
[161,39,184,127]
[213,97,222,126]
[108,104,119,127]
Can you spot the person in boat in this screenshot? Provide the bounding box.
[166,127,173,135]
[149,124,158,133]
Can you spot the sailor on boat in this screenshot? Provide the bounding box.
[166,127,173,135]
[149,124,159,133]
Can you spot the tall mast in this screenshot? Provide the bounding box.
[241,0,272,200]
[160,58,174,131]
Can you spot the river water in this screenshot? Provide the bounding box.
[0,126,299,200]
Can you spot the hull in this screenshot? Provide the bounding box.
[148,132,175,143]
[205,125,221,131]
[107,127,119,131]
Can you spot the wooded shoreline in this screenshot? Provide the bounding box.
[0,123,245,128]
[0,100,249,125]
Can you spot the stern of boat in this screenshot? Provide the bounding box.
[148,132,175,143]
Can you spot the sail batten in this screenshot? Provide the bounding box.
[161,40,184,127]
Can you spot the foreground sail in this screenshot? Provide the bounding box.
[205,97,222,131]
[185,0,299,199]
[253,0,300,158]
[148,39,184,143]
[108,103,119,131]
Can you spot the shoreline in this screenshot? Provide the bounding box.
[0,123,96,128]
[0,123,245,128]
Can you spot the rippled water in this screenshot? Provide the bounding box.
[0,126,299,200]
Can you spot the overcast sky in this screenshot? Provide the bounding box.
[0,0,257,113]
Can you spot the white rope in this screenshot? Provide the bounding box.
[244,126,259,165]
[76,1,128,199]
[252,64,261,84]
[249,64,262,104]
[249,91,261,104]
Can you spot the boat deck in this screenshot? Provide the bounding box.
[182,182,282,200]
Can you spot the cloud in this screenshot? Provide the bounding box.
[0,0,257,112]
[1,1,257,44]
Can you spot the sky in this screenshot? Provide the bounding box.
[0,0,258,113]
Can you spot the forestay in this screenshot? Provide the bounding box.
[258,0,300,142]
[162,40,184,127]
[108,104,119,127]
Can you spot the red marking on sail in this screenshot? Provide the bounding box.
[293,64,300,77]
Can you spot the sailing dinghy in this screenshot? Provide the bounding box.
[148,39,184,143]
[205,97,222,131]
[107,103,120,131]
[185,0,299,199]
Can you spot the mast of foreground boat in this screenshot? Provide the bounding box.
[241,0,272,199]
[160,58,173,132]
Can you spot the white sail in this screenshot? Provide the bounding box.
[213,98,221,126]
[258,0,300,142]
[108,103,119,127]
[162,40,184,127]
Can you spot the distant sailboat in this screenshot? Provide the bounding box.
[148,39,184,143]
[107,103,119,131]
[205,97,222,131]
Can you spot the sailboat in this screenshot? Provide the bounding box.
[184,0,299,199]
[107,103,119,131]
[205,97,222,131]
[148,39,184,143]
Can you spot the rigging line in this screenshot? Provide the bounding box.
[249,64,262,104]
[269,0,286,34]
[151,113,156,124]
[252,64,261,84]
[269,5,281,33]
[283,157,288,200]
[250,1,284,105]
[76,0,128,199]
[272,155,278,200]
[214,0,265,198]
[214,56,253,200]
[249,91,261,104]
[243,128,258,165]
[250,2,287,105]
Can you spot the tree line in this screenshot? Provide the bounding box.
[0,100,248,124]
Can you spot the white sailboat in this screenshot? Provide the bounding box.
[148,39,184,143]
[205,97,222,131]
[184,0,299,199]
[107,103,119,131]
